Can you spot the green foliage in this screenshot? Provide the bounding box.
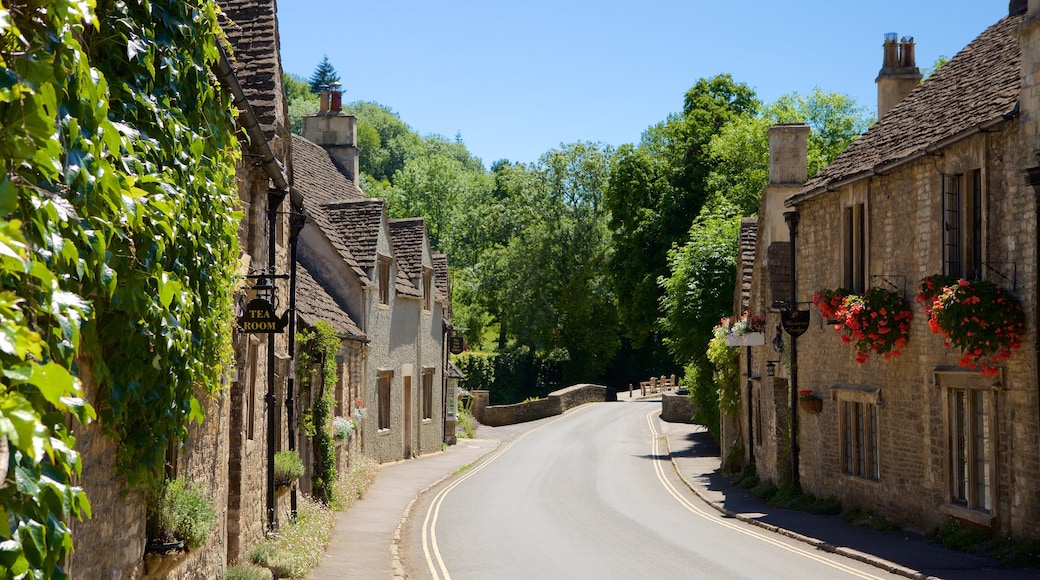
[456,409,477,439]
[0,0,238,573]
[273,450,305,485]
[226,564,274,580]
[285,73,318,135]
[146,477,216,549]
[330,455,377,510]
[681,359,720,441]
[247,493,335,578]
[706,321,741,418]
[659,214,741,366]
[307,54,340,94]
[930,519,1040,568]
[296,321,340,504]
[842,506,901,532]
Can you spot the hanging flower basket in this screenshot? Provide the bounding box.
[814,287,913,363]
[917,276,1025,376]
[722,311,766,347]
[798,390,823,414]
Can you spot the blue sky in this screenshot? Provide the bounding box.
[277,1,1010,166]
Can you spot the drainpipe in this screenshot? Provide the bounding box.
[746,346,754,465]
[785,210,800,489]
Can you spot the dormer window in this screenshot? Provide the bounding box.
[423,268,433,311]
[378,256,391,305]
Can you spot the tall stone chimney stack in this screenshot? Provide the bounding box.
[302,82,360,185]
[876,33,922,120]
[762,123,809,244]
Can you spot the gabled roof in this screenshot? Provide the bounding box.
[323,199,386,269]
[216,0,285,142]
[295,263,367,342]
[388,218,428,281]
[788,13,1024,206]
[290,135,372,288]
[291,135,367,204]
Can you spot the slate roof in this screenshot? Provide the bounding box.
[290,135,372,288]
[291,134,367,204]
[388,218,427,281]
[787,13,1024,206]
[295,262,367,342]
[323,199,386,269]
[216,0,285,142]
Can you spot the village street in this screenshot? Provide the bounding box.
[398,401,908,580]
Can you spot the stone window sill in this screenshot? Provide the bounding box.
[940,503,995,528]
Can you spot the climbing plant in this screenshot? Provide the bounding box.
[0,0,239,575]
[296,321,340,505]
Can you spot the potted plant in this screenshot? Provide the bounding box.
[353,397,367,423]
[144,477,216,576]
[815,286,913,363]
[798,390,823,414]
[917,276,1025,376]
[273,450,305,490]
[333,415,355,442]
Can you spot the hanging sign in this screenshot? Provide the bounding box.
[449,335,465,355]
[781,309,810,338]
[237,298,288,334]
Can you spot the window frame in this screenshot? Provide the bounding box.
[422,268,433,312]
[377,370,393,431]
[942,170,983,280]
[843,202,866,293]
[377,256,392,306]
[421,367,434,421]
[834,385,880,481]
[935,369,998,527]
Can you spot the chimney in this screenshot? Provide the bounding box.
[876,33,922,120]
[301,82,360,185]
[762,123,809,244]
[1009,0,1026,15]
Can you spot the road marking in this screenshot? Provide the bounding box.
[645,410,888,580]
[421,405,596,580]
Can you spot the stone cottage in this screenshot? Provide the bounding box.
[744,0,1040,539]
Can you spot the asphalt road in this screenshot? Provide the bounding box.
[400,401,905,579]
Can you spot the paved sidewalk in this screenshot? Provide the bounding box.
[307,438,499,579]
[656,418,1040,580]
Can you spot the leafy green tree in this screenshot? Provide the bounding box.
[308,54,341,93]
[285,72,318,134]
[490,143,619,384]
[605,75,758,349]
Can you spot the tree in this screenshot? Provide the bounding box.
[308,54,341,93]
[285,73,318,134]
[604,75,759,348]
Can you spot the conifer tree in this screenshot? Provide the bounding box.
[309,54,341,93]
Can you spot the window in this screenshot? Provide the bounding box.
[423,268,433,311]
[942,170,982,280]
[378,370,392,430]
[843,203,866,292]
[378,257,391,305]
[422,368,434,420]
[840,400,879,480]
[949,387,991,512]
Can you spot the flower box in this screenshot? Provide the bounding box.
[799,397,823,414]
[724,332,765,347]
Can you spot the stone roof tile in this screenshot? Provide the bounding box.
[295,262,367,342]
[789,13,1024,206]
[216,0,286,142]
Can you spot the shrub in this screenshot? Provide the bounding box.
[147,477,216,549]
[273,450,305,485]
[226,564,273,580]
[247,494,334,578]
[457,408,478,439]
[333,416,355,441]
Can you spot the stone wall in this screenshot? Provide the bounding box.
[478,384,607,426]
[661,392,697,423]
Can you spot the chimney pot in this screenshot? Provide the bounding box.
[319,87,330,114]
[330,82,342,113]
